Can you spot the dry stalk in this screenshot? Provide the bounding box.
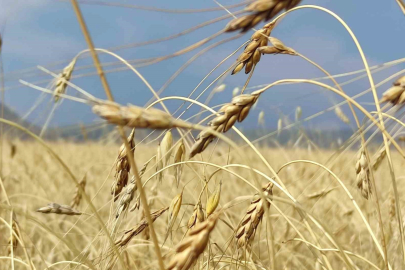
[7,216,19,256]
[355,150,372,199]
[235,182,273,248]
[188,202,205,229]
[167,213,219,270]
[71,174,87,208]
[93,102,193,129]
[174,140,185,187]
[36,203,82,215]
[380,75,405,105]
[54,58,77,102]
[231,22,275,75]
[225,0,302,32]
[112,129,135,199]
[190,90,261,157]
[115,207,168,247]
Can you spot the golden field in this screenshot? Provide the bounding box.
[1,139,404,269]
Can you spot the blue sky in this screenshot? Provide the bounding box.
[1,0,405,130]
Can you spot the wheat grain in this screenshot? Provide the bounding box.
[36,203,82,215]
[190,90,261,157]
[187,202,205,229]
[235,182,273,248]
[225,0,302,33]
[206,182,221,217]
[167,213,219,270]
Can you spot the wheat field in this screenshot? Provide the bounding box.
[1,0,405,270]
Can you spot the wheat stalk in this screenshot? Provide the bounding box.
[167,213,219,270]
[190,90,261,157]
[112,129,135,199]
[235,182,273,248]
[225,0,302,32]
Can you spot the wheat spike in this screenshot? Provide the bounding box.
[188,202,205,229]
[214,84,226,93]
[36,203,82,215]
[190,90,261,158]
[235,182,273,248]
[334,106,350,124]
[54,58,77,102]
[380,75,405,105]
[232,22,275,75]
[115,207,168,247]
[355,150,372,199]
[71,174,86,208]
[167,213,219,270]
[112,129,135,200]
[258,110,265,126]
[225,0,302,32]
[93,102,193,129]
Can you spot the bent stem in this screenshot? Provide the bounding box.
[70,1,165,269]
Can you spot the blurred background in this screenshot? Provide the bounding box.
[0,0,404,141]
